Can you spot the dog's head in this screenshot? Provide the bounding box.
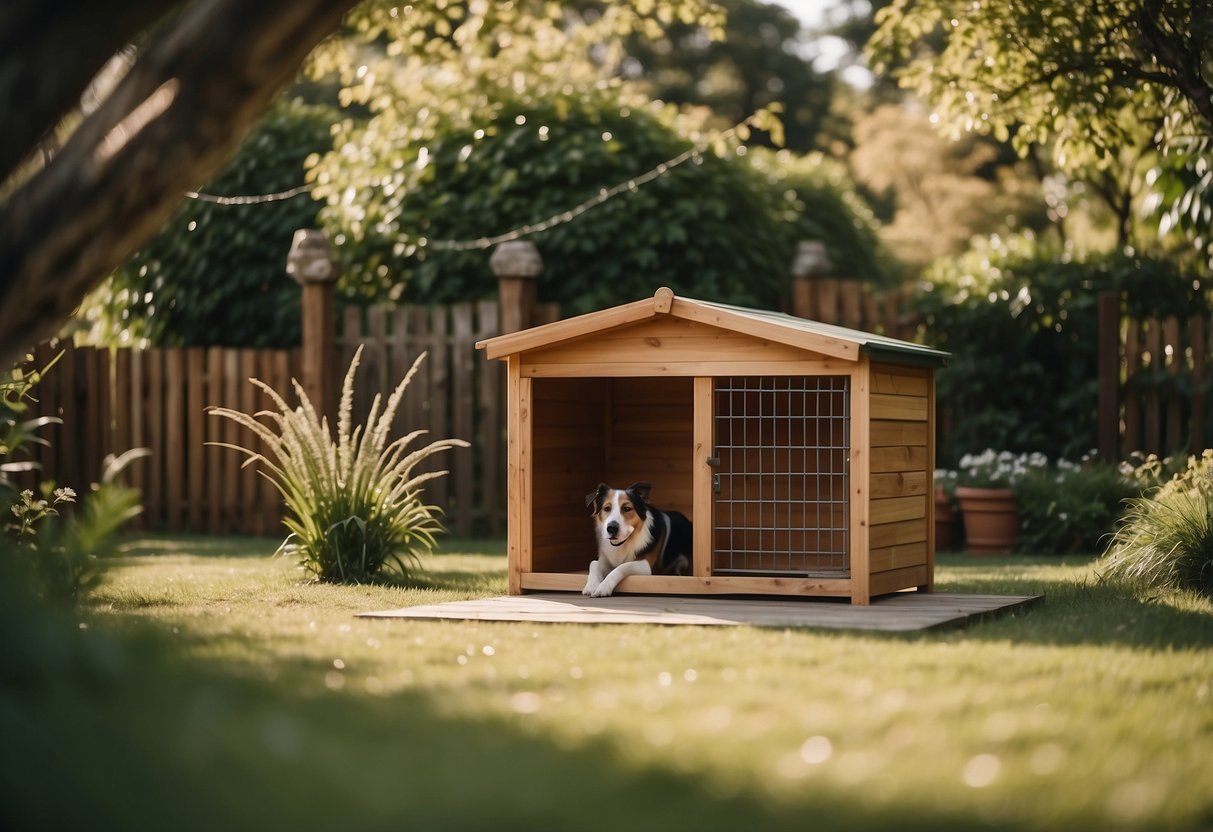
[586,482,653,547]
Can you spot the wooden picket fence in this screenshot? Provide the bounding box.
[17,301,513,539]
[19,340,302,536]
[1112,304,1208,459]
[789,276,918,341]
[12,280,1209,543]
[335,300,508,538]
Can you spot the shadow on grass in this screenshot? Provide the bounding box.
[1,587,1051,832]
[926,553,1213,651]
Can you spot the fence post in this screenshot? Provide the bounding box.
[790,240,830,320]
[287,229,339,428]
[1097,290,1120,461]
[491,241,542,335]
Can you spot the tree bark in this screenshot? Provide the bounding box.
[0,0,357,368]
[0,0,178,184]
[1137,0,1213,130]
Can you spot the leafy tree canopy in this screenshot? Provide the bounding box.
[869,0,1212,168]
[868,0,1213,255]
[621,0,836,153]
[849,104,1048,270]
[307,0,883,312]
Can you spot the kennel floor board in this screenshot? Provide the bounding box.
[358,592,1042,632]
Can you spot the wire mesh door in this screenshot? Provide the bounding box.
[711,376,850,577]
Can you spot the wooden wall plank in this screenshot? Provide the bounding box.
[451,304,475,536]
[870,393,928,421]
[239,350,259,535]
[222,350,242,534]
[186,348,205,532]
[145,349,165,528]
[477,301,502,535]
[81,346,102,489]
[206,347,224,534]
[164,349,185,531]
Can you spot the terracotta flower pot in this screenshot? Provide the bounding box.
[955,486,1019,555]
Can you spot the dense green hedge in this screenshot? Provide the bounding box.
[324,94,787,313]
[97,100,335,348]
[918,235,1209,464]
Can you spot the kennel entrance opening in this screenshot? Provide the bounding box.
[711,375,851,577]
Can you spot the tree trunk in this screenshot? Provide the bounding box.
[0,0,177,185]
[0,0,357,368]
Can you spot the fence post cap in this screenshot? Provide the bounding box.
[287,228,340,285]
[791,240,831,278]
[489,240,543,279]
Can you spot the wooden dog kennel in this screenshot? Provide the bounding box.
[476,288,949,604]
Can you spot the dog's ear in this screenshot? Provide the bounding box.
[628,482,652,503]
[585,483,609,513]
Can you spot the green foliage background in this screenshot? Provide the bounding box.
[93,100,336,348]
[323,93,787,312]
[918,235,1209,465]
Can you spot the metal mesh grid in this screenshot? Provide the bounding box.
[712,376,850,577]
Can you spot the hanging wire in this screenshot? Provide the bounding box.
[183,184,312,205]
[183,112,763,251]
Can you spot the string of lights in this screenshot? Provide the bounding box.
[183,184,312,205]
[184,112,761,251]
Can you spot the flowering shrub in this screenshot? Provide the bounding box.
[1015,454,1139,554]
[942,449,1141,554]
[955,449,1048,489]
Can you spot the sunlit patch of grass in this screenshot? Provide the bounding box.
[9,537,1213,831]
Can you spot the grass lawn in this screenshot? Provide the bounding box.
[3,535,1212,831]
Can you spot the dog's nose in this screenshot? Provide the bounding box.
[606,522,619,537]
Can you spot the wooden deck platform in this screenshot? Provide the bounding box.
[358,592,1042,632]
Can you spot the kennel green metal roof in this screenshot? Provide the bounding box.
[477,287,949,367]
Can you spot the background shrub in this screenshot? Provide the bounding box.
[916,235,1208,464]
[83,99,336,348]
[1014,458,1139,554]
[2,358,143,605]
[319,91,792,313]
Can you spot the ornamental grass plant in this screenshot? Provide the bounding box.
[1103,450,1213,597]
[208,346,468,583]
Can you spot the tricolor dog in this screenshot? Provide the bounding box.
[583,482,692,597]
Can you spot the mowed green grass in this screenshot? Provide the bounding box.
[5,535,1212,831]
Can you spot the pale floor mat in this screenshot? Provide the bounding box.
[358,592,1042,632]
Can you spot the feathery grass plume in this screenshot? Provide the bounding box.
[208,346,469,583]
[1102,450,1213,597]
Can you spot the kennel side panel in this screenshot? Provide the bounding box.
[868,363,933,590]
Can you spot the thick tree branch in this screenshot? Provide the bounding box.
[1137,0,1213,130]
[0,0,179,184]
[0,0,357,368]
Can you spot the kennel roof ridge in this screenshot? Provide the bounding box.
[477,287,949,366]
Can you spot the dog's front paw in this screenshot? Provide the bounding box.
[582,579,600,596]
[590,582,616,598]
